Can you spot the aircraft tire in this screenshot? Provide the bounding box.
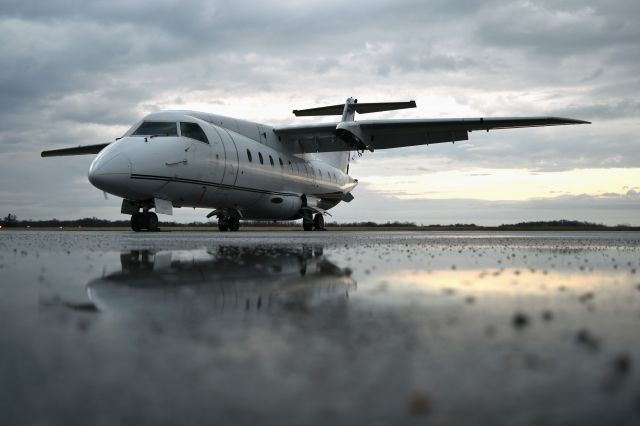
[218,221,229,232]
[131,212,143,232]
[228,217,240,232]
[146,212,159,232]
[313,214,325,231]
[303,221,313,231]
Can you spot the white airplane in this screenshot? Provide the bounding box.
[41,97,589,232]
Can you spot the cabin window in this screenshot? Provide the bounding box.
[319,170,323,179]
[246,149,252,162]
[259,152,264,164]
[180,122,209,143]
[269,155,274,166]
[279,157,283,167]
[132,121,177,137]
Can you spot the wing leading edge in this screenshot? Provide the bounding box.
[273,116,590,153]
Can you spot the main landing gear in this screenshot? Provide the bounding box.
[217,215,240,232]
[130,211,159,232]
[303,213,325,231]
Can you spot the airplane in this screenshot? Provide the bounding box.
[41,97,589,232]
[86,245,355,316]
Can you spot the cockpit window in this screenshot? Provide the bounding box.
[132,121,177,137]
[180,122,209,144]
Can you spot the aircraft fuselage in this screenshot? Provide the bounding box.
[88,111,357,223]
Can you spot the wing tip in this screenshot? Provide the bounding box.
[550,116,591,125]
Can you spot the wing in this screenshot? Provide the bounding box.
[273,116,590,153]
[41,143,111,157]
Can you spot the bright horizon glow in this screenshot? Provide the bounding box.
[363,168,640,201]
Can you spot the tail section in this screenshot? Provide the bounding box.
[293,97,416,118]
[316,151,351,173]
[299,97,416,174]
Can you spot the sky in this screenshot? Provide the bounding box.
[1,0,639,225]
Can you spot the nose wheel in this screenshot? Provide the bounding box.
[131,211,159,232]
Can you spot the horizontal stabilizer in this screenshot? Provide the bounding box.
[41,143,110,157]
[352,101,416,114]
[293,100,416,117]
[293,104,345,116]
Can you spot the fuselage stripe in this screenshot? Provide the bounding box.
[130,173,301,197]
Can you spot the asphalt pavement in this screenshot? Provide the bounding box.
[1,230,639,425]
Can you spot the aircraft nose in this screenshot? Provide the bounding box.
[88,152,132,195]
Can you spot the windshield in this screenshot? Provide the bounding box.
[132,121,177,137]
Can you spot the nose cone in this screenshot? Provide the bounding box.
[88,152,132,196]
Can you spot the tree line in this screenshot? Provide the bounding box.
[2,214,638,230]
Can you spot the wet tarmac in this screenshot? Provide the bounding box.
[1,230,640,425]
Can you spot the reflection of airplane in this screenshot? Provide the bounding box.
[87,246,355,317]
[41,97,588,232]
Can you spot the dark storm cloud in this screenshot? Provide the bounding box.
[1,0,639,222]
[476,1,640,56]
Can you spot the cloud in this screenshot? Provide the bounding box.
[1,0,639,223]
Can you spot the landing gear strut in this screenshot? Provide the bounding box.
[130,211,159,232]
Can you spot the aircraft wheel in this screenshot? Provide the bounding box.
[218,219,229,232]
[146,212,159,232]
[131,212,143,232]
[228,217,240,232]
[313,214,325,231]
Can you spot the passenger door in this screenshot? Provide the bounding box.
[174,122,212,203]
